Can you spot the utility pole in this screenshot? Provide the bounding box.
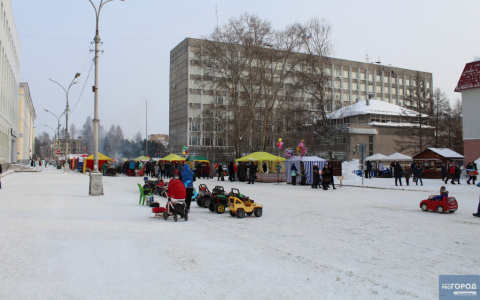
[88,0,125,195]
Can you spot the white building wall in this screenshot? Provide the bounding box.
[461,88,480,140]
[18,82,35,163]
[0,0,21,164]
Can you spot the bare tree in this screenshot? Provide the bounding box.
[293,17,340,158]
[394,72,434,154]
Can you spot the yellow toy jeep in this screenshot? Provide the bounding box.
[228,193,263,218]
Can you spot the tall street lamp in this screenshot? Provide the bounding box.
[88,0,125,196]
[45,124,57,159]
[44,108,65,160]
[49,73,81,173]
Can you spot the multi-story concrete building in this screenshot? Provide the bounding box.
[0,0,20,164]
[17,82,36,163]
[169,38,433,160]
[455,59,480,163]
[326,99,431,160]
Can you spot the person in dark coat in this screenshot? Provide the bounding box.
[440,164,447,181]
[321,165,331,190]
[404,167,411,186]
[217,164,225,181]
[290,164,298,186]
[454,163,461,184]
[365,161,372,179]
[247,161,257,184]
[181,164,195,211]
[228,162,235,182]
[328,164,336,189]
[414,163,423,186]
[394,161,403,186]
[311,164,320,189]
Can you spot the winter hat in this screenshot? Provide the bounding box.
[440,186,446,193]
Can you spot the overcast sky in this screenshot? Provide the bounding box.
[11,0,480,139]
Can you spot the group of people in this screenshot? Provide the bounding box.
[391,161,425,187]
[290,162,335,190]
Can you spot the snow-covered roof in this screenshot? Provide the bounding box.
[455,60,480,92]
[366,153,388,161]
[286,156,326,162]
[427,148,464,159]
[369,122,435,128]
[386,152,413,161]
[327,100,427,119]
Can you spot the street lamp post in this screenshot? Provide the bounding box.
[88,0,124,196]
[45,124,57,159]
[49,73,81,173]
[44,109,65,160]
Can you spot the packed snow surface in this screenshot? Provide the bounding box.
[1,164,479,299]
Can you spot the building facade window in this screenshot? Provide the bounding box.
[189,137,200,146]
[189,123,200,132]
[369,135,374,156]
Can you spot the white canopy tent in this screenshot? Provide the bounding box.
[365,153,389,161]
[386,152,413,161]
[284,156,326,184]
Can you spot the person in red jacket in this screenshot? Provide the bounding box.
[445,161,456,184]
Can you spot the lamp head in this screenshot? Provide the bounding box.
[75,73,81,78]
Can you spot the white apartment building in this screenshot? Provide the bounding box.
[169,38,433,159]
[0,0,20,164]
[17,82,35,163]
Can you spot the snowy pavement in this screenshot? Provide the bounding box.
[1,166,479,299]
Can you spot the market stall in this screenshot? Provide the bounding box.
[284,156,326,185]
[236,152,286,182]
[412,148,464,179]
[82,153,113,173]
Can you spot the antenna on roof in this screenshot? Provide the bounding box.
[365,51,369,63]
[215,5,219,29]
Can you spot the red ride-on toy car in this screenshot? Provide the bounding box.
[196,184,212,208]
[420,196,458,213]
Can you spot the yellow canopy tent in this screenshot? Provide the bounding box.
[160,154,186,162]
[236,152,286,173]
[82,152,113,173]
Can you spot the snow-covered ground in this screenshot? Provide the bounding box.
[1,163,479,299]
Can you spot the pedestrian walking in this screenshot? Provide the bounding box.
[311,164,320,189]
[414,163,423,186]
[291,164,298,186]
[394,161,403,186]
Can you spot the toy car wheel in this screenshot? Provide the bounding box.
[203,197,211,208]
[229,211,236,217]
[421,204,428,211]
[236,209,245,218]
[246,212,253,216]
[174,213,178,222]
[163,211,168,220]
[215,203,226,214]
[184,211,188,221]
[436,206,444,213]
[196,198,204,207]
[254,208,263,217]
[208,203,215,212]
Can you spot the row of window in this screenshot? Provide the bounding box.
[189,137,225,147]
